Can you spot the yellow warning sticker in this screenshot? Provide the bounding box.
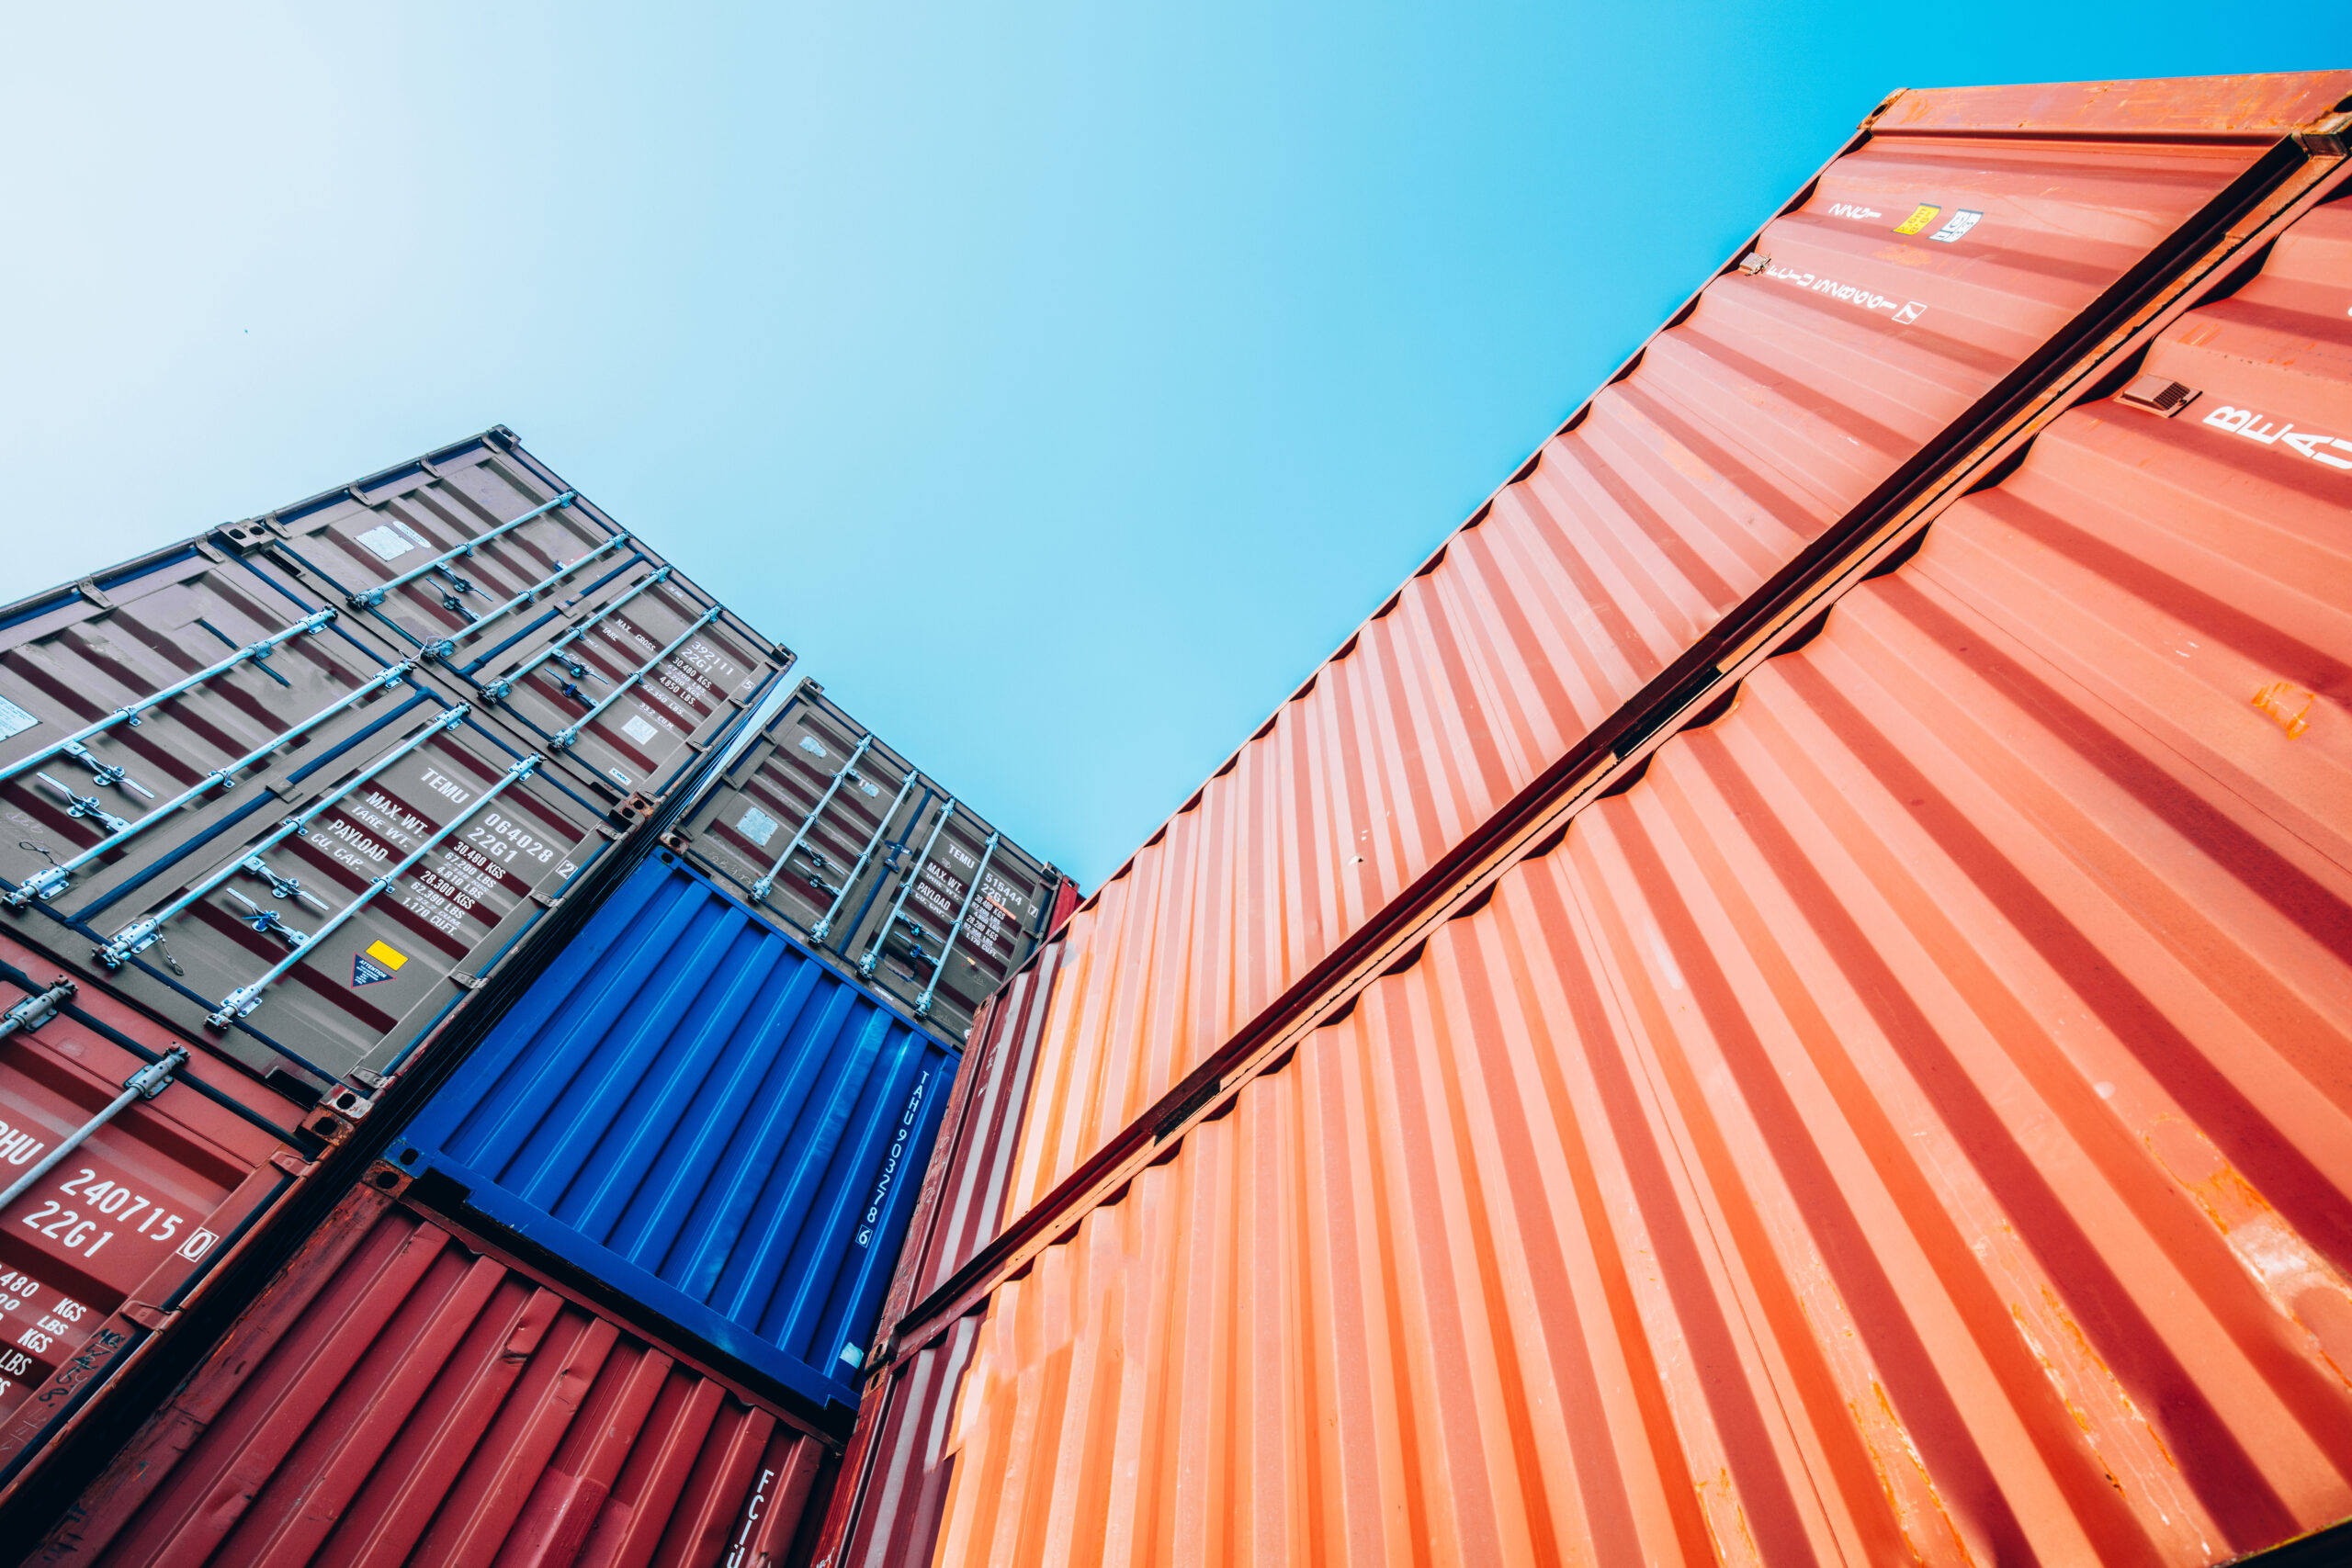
[1894,204,1942,235]
[365,940,408,971]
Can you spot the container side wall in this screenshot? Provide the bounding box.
[990,84,2352,1224]
[916,185,2352,1568]
[28,1192,827,1568]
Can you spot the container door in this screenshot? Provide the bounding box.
[676,685,1064,1042]
[228,437,790,805]
[19,669,616,1097]
[0,942,307,1491]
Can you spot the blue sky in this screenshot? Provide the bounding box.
[3,5,2338,887]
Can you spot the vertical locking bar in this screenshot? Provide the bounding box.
[346,491,578,607]
[812,772,920,943]
[859,802,956,977]
[424,532,634,664]
[96,706,471,968]
[915,831,1000,1018]
[0,1049,187,1215]
[549,608,722,750]
[480,568,673,700]
[752,735,874,904]
[0,610,337,790]
[6,663,416,907]
[204,753,540,1026]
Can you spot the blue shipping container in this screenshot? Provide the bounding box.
[386,851,957,1424]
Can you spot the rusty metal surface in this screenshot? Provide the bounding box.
[876,179,2352,1567]
[1876,71,2352,138]
[28,1185,830,1568]
[672,681,1070,1044]
[0,932,309,1503]
[987,79,2351,1237]
[224,428,794,811]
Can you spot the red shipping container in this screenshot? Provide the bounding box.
[29,1180,833,1568]
[895,176,2352,1568]
[989,69,2352,1226]
[815,76,2352,1567]
[0,930,315,1511]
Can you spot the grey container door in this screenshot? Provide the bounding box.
[227,435,790,807]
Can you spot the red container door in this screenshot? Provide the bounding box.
[0,932,309,1495]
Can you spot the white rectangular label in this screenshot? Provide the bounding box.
[620,714,661,746]
[737,805,780,847]
[0,697,38,742]
[1928,209,1983,243]
[355,525,414,562]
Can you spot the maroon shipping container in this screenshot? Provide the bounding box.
[29,1180,835,1568]
[0,930,316,1515]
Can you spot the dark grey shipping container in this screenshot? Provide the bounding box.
[216,428,795,810]
[0,429,792,1101]
[670,682,1069,1043]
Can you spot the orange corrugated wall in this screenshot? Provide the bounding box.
[926,189,2352,1566]
[995,74,2352,1220]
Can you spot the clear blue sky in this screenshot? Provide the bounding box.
[3,5,2337,888]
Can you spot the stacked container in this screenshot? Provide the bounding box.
[0,427,794,1520]
[812,73,2352,1568]
[373,685,1073,1438]
[671,681,1070,1044]
[10,658,1073,1562]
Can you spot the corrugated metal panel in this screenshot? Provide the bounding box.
[813,1318,981,1568]
[895,937,1068,1311]
[389,854,960,1428]
[222,428,794,811]
[896,178,2352,1568]
[672,680,1071,1045]
[0,932,311,1503]
[0,525,633,1096]
[29,1186,830,1568]
[989,73,2352,1222]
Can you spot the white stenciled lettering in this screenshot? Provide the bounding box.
[325,819,391,863]
[1759,263,1923,324]
[0,1121,50,1167]
[2200,404,2352,470]
[417,768,472,806]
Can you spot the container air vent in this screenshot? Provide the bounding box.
[2116,374,2200,417]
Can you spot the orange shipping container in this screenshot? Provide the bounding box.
[837,134,2352,1566]
[990,71,2352,1229]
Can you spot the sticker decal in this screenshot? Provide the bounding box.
[797,735,828,759]
[619,714,661,746]
[1893,301,1926,325]
[1928,209,1984,243]
[355,525,415,562]
[0,696,38,743]
[738,805,781,847]
[2200,404,2352,469]
[352,940,407,987]
[1894,204,1942,235]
